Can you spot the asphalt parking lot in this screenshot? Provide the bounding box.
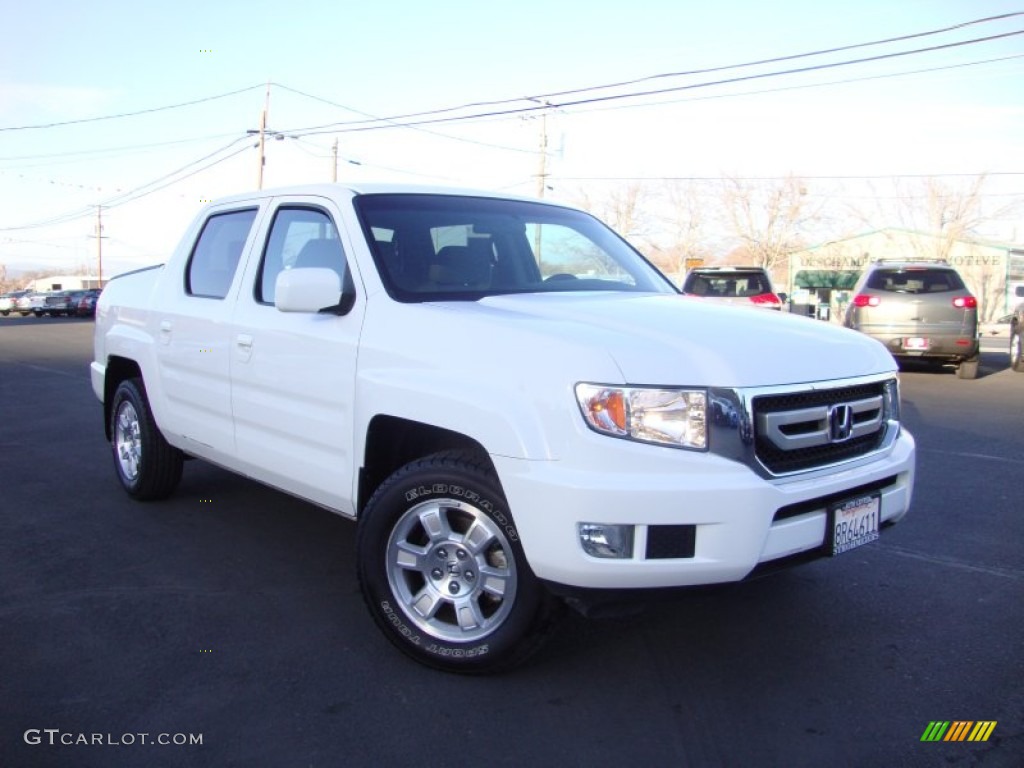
[1,316,1022,767]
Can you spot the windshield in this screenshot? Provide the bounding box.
[354,193,677,302]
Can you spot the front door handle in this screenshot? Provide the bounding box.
[236,334,254,363]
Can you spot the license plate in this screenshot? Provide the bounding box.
[828,494,880,556]
[903,337,929,350]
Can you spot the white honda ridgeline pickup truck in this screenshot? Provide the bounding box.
[93,183,915,673]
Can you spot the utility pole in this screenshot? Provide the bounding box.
[332,137,338,182]
[536,111,548,199]
[90,205,107,285]
[533,110,549,262]
[256,82,270,190]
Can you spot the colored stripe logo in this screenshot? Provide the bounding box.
[921,721,997,742]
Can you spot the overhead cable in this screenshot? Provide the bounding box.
[284,15,1024,133]
[0,84,265,132]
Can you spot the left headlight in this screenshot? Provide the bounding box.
[575,384,707,450]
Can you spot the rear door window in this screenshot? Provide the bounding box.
[186,209,258,299]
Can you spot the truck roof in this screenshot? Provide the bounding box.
[207,182,554,208]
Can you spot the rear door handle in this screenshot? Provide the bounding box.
[159,320,172,345]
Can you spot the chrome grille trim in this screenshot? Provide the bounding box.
[707,373,900,479]
[757,395,883,451]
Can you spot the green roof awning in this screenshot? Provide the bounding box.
[793,270,861,290]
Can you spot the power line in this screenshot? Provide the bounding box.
[0,84,265,132]
[519,12,1024,103]
[273,82,539,155]
[0,137,251,231]
[100,137,251,209]
[281,15,1024,134]
[0,131,243,164]
[566,52,1024,116]
[553,172,1024,182]
[104,144,251,210]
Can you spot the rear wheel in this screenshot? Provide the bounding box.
[357,451,561,673]
[109,378,183,499]
[956,357,979,379]
[1011,329,1024,372]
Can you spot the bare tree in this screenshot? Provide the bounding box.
[573,182,653,246]
[850,174,1020,319]
[649,180,713,281]
[718,175,811,272]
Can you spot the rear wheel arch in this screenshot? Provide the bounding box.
[103,356,144,440]
[109,377,183,500]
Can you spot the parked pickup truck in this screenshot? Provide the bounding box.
[92,183,916,673]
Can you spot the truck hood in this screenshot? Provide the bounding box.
[447,292,895,388]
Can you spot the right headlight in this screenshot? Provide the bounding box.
[575,384,708,450]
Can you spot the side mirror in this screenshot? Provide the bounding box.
[275,268,353,314]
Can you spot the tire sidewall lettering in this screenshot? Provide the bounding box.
[424,642,490,659]
[380,600,421,646]
[402,482,518,542]
[380,603,492,658]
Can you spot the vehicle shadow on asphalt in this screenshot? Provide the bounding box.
[896,348,1008,380]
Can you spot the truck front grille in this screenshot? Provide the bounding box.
[752,382,889,474]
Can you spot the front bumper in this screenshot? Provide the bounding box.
[494,429,915,590]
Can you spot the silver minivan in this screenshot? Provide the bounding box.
[843,259,980,379]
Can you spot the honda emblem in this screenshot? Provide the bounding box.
[828,404,854,443]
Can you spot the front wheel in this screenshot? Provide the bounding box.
[1011,329,1024,372]
[109,378,183,500]
[357,451,561,674]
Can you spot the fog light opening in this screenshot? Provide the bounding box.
[578,523,635,559]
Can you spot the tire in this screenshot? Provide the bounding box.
[1011,329,1024,373]
[956,357,979,379]
[357,451,561,674]
[109,378,183,500]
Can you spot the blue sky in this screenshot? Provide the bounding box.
[1,0,1022,275]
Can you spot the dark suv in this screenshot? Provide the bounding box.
[680,266,781,309]
[843,259,980,379]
